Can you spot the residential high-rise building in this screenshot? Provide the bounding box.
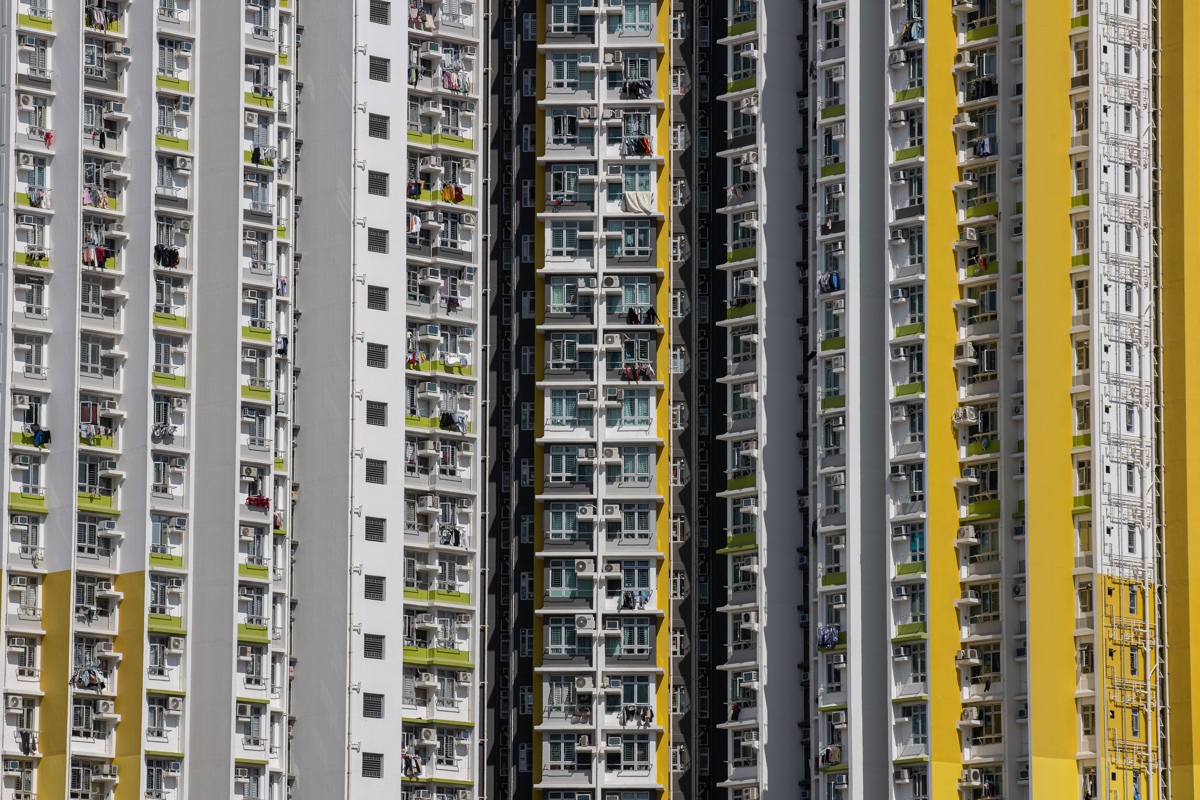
[2,0,298,796]
[10,1,1200,800]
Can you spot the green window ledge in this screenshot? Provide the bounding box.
[966,439,1001,456]
[153,312,187,329]
[1071,193,1090,208]
[406,130,476,151]
[821,394,846,410]
[243,151,278,167]
[148,614,184,634]
[895,381,924,397]
[279,53,290,66]
[1015,202,1023,214]
[896,561,926,576]
[244,92,275,109]
[1014,24,1023,36]
[402,717,474,729]
[13,251,50,269]
[965,202,999,219]
[726,246,757,264]
[78,434,115,448]
[727,19,757,36]
[821,162,847,178]
[1070,14,1089,29]
[894,146,924,162]
[78,492,118,515]
[237,623,271,644]
[965,500,1001,518]
[821,336,846,352]
[153,372,187,389]
[155,134,189,152]
[896,621,927,636]
[18,14,53,30]
[1071,254,1091,267]
[403,646,474,669]
[273,526,287,536]
[965,24,998,42]
[403,414,473,434]
[894,323,924,338]
[821,104,846,120]
[156,75,191,92]
[726,474,756,492]
[149,552,184,569]
[726,76,758,94]
[1013,500,1025,518]
[235,758,270,767]
[277,225,288,239]
[147,750,186,760]
[1072,434,1092,447]
[242,326,272,342]
[241,384,271,401]
[405,359,475,377]
[894,87,925,103]
[274,458,286,471]
[8,492,46,515]
[726,303,757,320]
[146,689,187,698]
[821,572,847,587]
[1072,495,1092,514]
[11,432,44,448]
[717,532,757,555]
[1016,440,1025,453]
[239,563,271,580]
[966,261,999,278]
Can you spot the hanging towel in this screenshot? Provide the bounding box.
[623,191,655,213]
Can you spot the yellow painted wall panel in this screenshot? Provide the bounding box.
[1160,0,1200,792]
[924,4,965,793]
[114,571,146,800]
[39,569,73,800]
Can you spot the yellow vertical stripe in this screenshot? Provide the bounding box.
[1161,0,1200,793]
[1024,1,1080,790]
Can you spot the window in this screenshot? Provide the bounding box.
[368,57,390,82]
[367,228,389,253]
[607,220,653,258]
[363,693,384,718]
[366,286,388,310]
[549,221,594,257]
[364,575,386,600]
[369,0,390,24]
[368,114,390,138]
[365,459,387,484]
[367,171,389,196]
[1129,646,1140,676]
[362,752,384,778]
[363,634,385,659]
[366,343,388,368]
[365,517,386,542]
[366,401,387,426]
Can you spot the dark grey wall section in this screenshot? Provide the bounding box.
[289,0,356,797]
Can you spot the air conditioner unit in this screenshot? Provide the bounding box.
[8,577,28,589]
[574,559,594,574]
[104,100,125,116]
[603,562,618,574]
[888,49,907,68]
[170,457,187,471]
[178,220,192,233]
[894,768,911,784]
[892,646,909,661]
[893,585,911,599]
[740,611,758,626]
[96,700,114,714]
[602,275,621,289]
[168,697,184,712]
[241,466,258,478]
[828,710,847,727]
[172,396,188,409]
[238,646,254,660]
[175,156,192,172]
[890,403,909,422]
[889,110,905,127]
[961,467,979,481]
[830,65,845,82]
[960,227,979,242]
[236,703,253,718]
[830,593,846,608]
[168,637,185,652]
[243,230,259,243]
[10,516,29,529]
[6,697,23,709]
[575,615,595,630]
[952,405,979,424]
[3,760,21,773]
[245,111,260,127]
[962,170,979,185]
[961,708,980,722]
[235,768,250,781]
[891,346,908,362]
[890,229,908,245]
[576,676,594,690]
[890,464,907,479]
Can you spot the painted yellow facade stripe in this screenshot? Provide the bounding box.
[1161,0,1200,792]
[1024,1,1079,790]
[114,572,146,800]
[924,5,963,796]
[39,569,73,800]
